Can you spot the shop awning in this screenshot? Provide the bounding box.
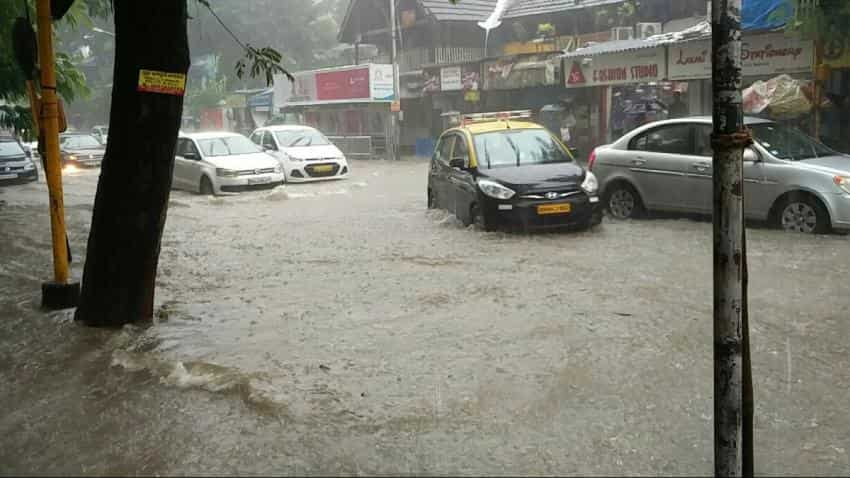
[561,21,712,60]
[561,38,664,59]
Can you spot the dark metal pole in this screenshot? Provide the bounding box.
[711,0,752,475]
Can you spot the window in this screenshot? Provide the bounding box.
[0,139,25,157]
[435,135,455,164]
[274,129,330,148]
[196,136,261,157]
[262,132,278,151]
[473,129,571,169]
[751,123,836,161]
[250,131,263,146]
[452,135,470,167]
[61,135,102,150]
[177,139,199,159]
[695,125,713,157]
[630,125,693,155]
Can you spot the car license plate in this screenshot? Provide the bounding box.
[537,203,571,215]
[0,173,17,180]
[313,165,333,173]
[247,176,270,185]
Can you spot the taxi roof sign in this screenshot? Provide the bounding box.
[461,110,533,126]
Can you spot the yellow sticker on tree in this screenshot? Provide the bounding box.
[137,69,186,96]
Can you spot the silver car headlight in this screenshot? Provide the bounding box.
[477,179,515,200]
[216,168,238,177]
[581,171,599,195]
[23,162,35,170]
[273,165,282,174]
[834,176,850,195]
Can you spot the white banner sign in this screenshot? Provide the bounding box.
[668,33,814,80]
[565,47,666,88]
[440,66,463,91]
[370,64,395,101]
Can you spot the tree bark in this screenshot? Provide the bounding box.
[74,0,190,326]
[711,0,751,476]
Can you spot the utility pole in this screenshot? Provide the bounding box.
[36,0,80,309]
[389,0,400,160]
[711,0,753,475]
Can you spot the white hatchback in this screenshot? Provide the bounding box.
[173,132,285,195]
[249,125,349,182]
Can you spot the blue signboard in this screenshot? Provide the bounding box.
[248,89,274,109]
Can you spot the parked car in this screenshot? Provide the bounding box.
[427,110,602,231]
[173,132,285,195]
[91,125,109,144]
[0,135,38,184]
[249,125,349,182]
[591,116,850,234]
[59,133,105,169]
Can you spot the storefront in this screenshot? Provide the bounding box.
[562,41,668,152]
[667,32,815,120]
[247,88,274,130]
[273,64,396,158]
[480,53,563,112]
[823,37,850,152]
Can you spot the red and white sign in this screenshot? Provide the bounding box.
[564,47,666,88]
[668,33,814,80]
[274,64,395,107]
[566,62,586,85]
[316,67,370,101]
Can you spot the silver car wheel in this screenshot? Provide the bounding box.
[609,189,635,219]
[781,202,818,233]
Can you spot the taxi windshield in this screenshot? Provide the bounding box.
[473,129,571,169]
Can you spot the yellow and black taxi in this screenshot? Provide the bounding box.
[427,110,602,231]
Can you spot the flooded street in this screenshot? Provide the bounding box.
[2,160,849,475]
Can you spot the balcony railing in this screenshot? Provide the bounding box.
[396,47,485,72]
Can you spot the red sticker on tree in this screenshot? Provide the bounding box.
[567,62,586,85]
[138,69,186,96]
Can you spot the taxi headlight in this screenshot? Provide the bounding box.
[477,179,515,200]
[581,171,599,195]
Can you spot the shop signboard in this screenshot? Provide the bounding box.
[247,89,273,109]
[370,64,395,101]
[564,47,666,88]
[316,66,370,101]
[274,64,395,107]
[668,33,814,80]
[440,66,463,91]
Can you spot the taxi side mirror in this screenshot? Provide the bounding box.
[743,147,760,163]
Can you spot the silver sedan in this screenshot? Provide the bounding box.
[590,117,850,234]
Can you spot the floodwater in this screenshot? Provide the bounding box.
[1,160,849,475]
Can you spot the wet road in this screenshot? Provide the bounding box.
[1,160,849,475]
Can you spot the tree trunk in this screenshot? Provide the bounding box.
[74,0,190,326]
[711,0,751,476]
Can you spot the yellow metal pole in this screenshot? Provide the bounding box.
[36,0,70,285]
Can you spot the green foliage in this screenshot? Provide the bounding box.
[537,23,556,39]
[0,0,108,134]
[184,76,228,118]
[594,0,640,29]
[787,0,850,43]
[190,0,342,88]
[235,45,292,86]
